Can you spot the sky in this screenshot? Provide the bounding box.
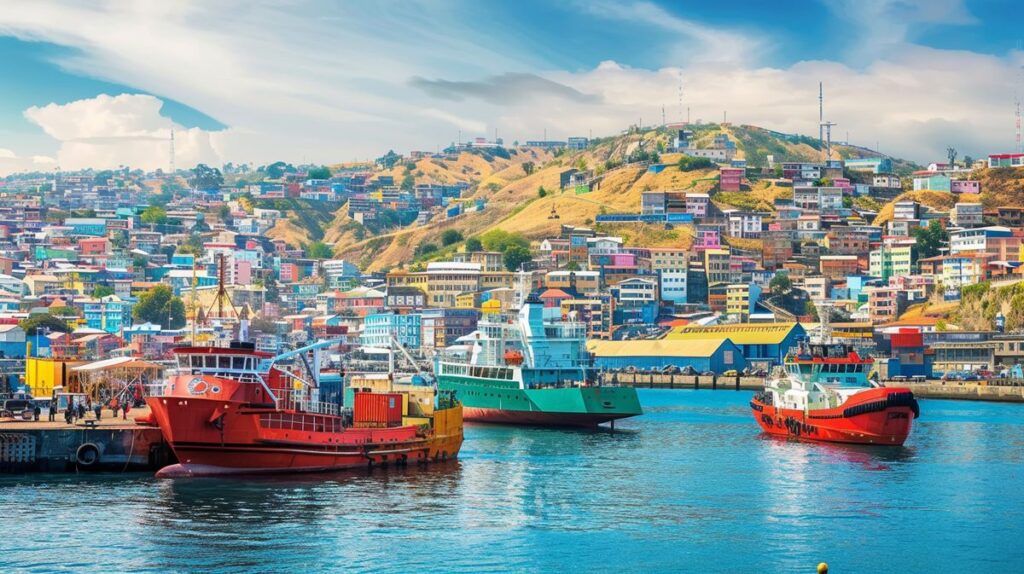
[0,0,1022,175]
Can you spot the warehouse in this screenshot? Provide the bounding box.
[587,338,745,373]
[663,322,806,366]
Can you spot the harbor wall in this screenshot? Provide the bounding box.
[0,426,173,473]
[600,373,1024,403]
[600,373,762,391]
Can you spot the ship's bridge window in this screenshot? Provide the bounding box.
[231,357,245,370]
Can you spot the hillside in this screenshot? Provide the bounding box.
[254,123,926,271]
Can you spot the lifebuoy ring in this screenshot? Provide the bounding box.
[76,443,101,467]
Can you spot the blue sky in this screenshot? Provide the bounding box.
[0,0,1022,173]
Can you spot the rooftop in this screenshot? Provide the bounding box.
[665,322,802,345]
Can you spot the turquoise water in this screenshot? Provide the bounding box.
[3,390,1024,573]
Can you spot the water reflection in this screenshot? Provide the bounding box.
[3,390,1024,573]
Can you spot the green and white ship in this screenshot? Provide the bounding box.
[435,293,642,427]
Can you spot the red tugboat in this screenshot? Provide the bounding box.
[146,341,463,477]
[750,342,919,445]
[750,305,919,445]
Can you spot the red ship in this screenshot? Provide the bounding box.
[145,341,463,477]
[750,340,920,446]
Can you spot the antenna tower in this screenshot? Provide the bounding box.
[169,127,176,175]
[818,82,824,160]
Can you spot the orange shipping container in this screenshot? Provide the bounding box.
[353,392,403,426]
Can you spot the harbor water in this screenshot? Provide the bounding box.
[3,389,1023,573]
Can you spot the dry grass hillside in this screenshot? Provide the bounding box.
[871,190,956,227]
[319,124,924,271]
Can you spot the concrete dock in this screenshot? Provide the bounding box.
[601,372,1024,403]
[0,407,174,473]
[600,372,763,390]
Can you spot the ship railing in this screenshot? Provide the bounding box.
[274,388,342,417]
[259,410,347,434]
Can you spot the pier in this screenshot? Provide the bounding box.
[0,407,174,473]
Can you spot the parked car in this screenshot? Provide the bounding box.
[1,398,33,419]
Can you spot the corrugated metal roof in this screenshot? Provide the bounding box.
[587,339,729,358]
[664,322,801,345]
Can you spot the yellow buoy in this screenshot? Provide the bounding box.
[817,563,828,574]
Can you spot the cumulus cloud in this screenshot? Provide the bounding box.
[0,0,1019,170]
[21,93,222,172]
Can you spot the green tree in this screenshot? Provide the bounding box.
[804,300,819,320]
[177,233,206,257]
[522,161,535,175]
[480,229,529,252]
[140,206,168,225]
[189,164,224,190]
[910,220,949,261]
[415,243,438,258]
[677,156,714,171]
[566,261,581,271]
[575,157,588,171]
[92,285,115,298]
[20,313,71,336]
[264,161,293,179]
[441,229,464,246]
[538,187,547,198]
[503,245,533,271]
[770,272,791,295]
[307,165,331,180]
[306,241,333,259]
[465,237,483,252]
[133,285,186,329]
[401,173,415,191]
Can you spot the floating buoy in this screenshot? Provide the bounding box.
[817,563,828,574]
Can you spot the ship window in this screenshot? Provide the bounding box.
[231,357,244,370]
[204,356,216,369]
[218,356,231,369]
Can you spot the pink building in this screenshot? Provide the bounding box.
[231,259,252,285]
[950,180,981,194]
[695,229,721,251]
[719,168,744,192]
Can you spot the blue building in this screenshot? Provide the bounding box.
[64,218,108,236]
[665,322,807,366]
[83,296,133,334]
[588,338,746,373]
[360,312,422,350]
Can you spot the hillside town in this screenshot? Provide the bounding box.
[1,123,1024,398]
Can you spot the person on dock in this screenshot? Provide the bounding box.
[33,404,40,422]
[94,403,102,421]
[77,401,86,420]
[48,401,56,422]
[64,403,74,425]
[110,397,119,419]
[122,400,131,421]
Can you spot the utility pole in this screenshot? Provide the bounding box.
[818,82,824,159]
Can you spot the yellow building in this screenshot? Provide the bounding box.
[386,262,514,308]
[648,248,690,272]
[703,248,733,284]
[25,357,88,397]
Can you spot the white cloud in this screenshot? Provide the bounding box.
[0,147,57,175]
[0,0,1019,171]
[21,93,222,172]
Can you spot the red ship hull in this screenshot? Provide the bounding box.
[147,384,463,478]
[750,387,918,446]
[462,407,628,427]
